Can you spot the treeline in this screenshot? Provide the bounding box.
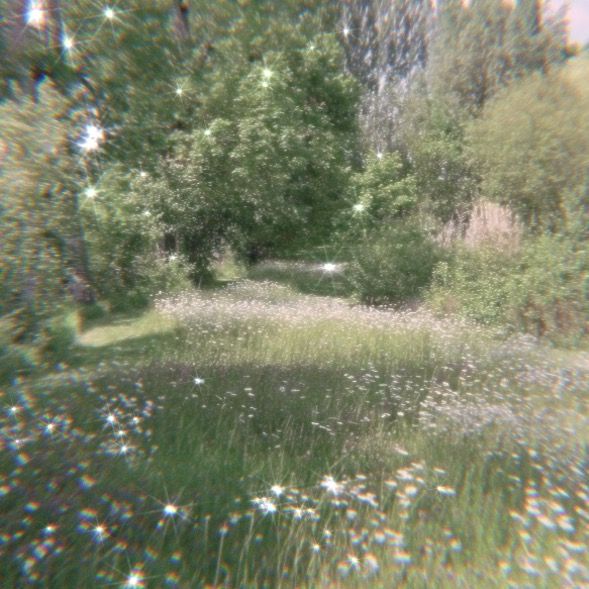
[0,0,587,377]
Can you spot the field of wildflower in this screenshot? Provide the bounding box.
[1,275,588,588]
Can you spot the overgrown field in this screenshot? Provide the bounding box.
[1,280,588,588]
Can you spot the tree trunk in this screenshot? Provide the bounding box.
[47,0,65,52]
[4,0,33,97]
[67,191,96,304]
[174,0,190,41]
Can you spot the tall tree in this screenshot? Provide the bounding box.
[339,0,432,150]
[508,0,570,76]
[427,0,569,113]
[427,0,512,111]
[0,83,92,340]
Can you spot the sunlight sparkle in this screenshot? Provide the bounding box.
[63,36,74,51]
[26,2,45,28]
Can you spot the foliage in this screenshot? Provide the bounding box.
[427,0,568,113]
[398,94,474,222]
[1,3,588,585]
[468,57,589,231]
[348,152,417,225]
[339,0,432,151]
[131,253,193,302]
[144,122,240,279]
[0,314,38,384]
[0,0,586,347]
[428,245,517,326]
[0,83,80,343]
[427,52,589,343]
[82,166,159,302]
[40,309,80,364]
[150,25,359,274]
[78,301,109,326]
[58,0,205,168]
[347,222,441,305]
[340,0,430,89]
[82,165,192,309]
[428,233,588,344]
[509,233,588,343]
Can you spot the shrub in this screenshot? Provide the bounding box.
[78,302,109,325]
[347,222,441,305]
[350,152,418,222]
[83,165,162,307]
[428,234,588,344]
[109,254,193,312]
[136,254,193,295]
[509,234,588,343]
[428,246,516,326]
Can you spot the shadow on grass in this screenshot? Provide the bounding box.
[71,326,182,370]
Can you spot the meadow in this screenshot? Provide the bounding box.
[1,271,588,588]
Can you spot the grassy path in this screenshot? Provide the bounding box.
[1,280,588,587]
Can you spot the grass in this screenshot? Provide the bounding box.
[246,260,354,298]
[0,275,588,587]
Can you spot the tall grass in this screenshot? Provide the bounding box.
[1,280,587,587]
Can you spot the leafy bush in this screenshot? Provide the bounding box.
[78,302,109,325]
[509,235,588,343]
[428,246,516,326]
[149,27,359,273]
[428,234,588,344]
[348,152,417,224]
[347,223,441,305]
[83,165,193,311]
[107,254,193,313]
[0,307,80,383]
[134,254,193,296]
[399,98,475,223]
[84,165,161,305]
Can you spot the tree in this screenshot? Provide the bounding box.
[347,152,417,230]
[427,0,569,113]
[149,23,359,274]
[467,56,589,231]
[508,0,570,76]
[397,89,475,222]
[0,83,87,340]
[339,0,432,150]
[427,0,513,112]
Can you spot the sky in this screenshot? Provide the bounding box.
[555,0,589,45]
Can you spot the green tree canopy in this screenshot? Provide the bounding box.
[149,24,359,271]
[468,56,589,231]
